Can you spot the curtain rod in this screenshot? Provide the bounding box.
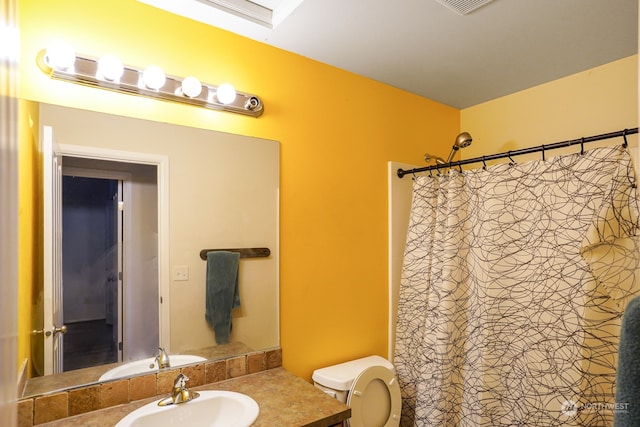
[397,128,638,178]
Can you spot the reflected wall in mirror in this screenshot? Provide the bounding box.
[23,102,279,398]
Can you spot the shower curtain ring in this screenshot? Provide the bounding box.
[541,145,546,161]
[623,129,629,148]
[482,156,487,170]
[508,151,515,166]
[580,137,585,155]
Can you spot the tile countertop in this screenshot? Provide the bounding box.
[38,368,351,427]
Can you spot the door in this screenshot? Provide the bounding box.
[42,125,66,375]
[60,173,124,371]
[60,156,161,365]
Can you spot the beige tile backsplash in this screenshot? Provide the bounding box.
[18,348,282,426]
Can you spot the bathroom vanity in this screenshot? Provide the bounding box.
[25,368,350,426]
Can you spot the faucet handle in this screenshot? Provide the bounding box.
[173,373,199,404]
[158,373,199,406]
[174,373,189,388]
[155,347,171,369]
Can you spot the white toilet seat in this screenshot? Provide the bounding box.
[346,365,401,427]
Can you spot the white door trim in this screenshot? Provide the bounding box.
[58,144,171,351]
[42,126,63,374]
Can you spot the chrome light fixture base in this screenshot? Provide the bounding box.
[37,50,264,117]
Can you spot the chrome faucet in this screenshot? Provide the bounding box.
[154,347,171,369]
[158,373,200,406]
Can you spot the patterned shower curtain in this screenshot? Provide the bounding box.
[395,145,640,426]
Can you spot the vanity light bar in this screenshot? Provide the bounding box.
[36,48,264,117]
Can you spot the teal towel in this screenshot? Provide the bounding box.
[615,295,640,426]
[205,251,240,344]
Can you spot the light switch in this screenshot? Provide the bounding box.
[173,265,189,281]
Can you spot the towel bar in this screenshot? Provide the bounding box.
[199,247,271,260]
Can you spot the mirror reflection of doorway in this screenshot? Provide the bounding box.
[57,157,159,372]
[61,174,122,371]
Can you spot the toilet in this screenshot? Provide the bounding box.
[312,355,401,427]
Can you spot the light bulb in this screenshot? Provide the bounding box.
[216,83,236,104]
[97,55,124,82]
[181,76,202,98]
[143,65,166,90]
[45,41,76,70]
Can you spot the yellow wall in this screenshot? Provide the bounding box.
[18,0,459,380]
[461,55,639,165]
[17,99,39,374]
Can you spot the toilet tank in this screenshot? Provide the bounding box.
[312,355,396,403]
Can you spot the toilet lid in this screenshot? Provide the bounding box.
[346,365,401,427]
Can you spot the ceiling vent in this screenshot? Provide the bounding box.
[196,0,273,27]
[434,0,495,15]
[138,0,304,40]
[195,0,304,28]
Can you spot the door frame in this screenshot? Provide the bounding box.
[57,144,171,353]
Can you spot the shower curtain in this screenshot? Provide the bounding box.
[395,145,640,426]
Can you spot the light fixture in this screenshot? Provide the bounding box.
[44,41,76,71]
[215,83,236,104]
[36,44,264,117]
[142,65,166,90]
[180,76,202,98]
[97,55,124,82]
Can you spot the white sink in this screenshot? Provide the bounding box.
[99,355,207,381]
[115,390,259,427]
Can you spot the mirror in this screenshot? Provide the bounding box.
[21,102,279,399]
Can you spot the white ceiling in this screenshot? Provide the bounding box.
[141,0,638,109]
